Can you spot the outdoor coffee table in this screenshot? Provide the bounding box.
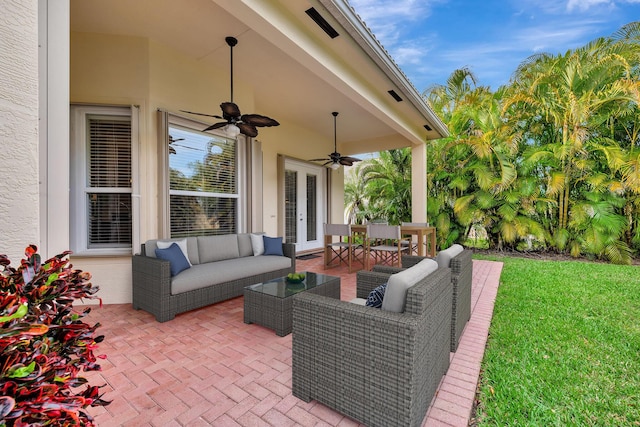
[244,271,340,336]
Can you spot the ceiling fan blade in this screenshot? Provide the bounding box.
[185,38,278,140]
[221,102,241,119]
[237,122,258,138]
[180,109,220,119]
[202,121,228,132]
[308,158,330,162]
[241,114,280,127]
[341,156,362,163]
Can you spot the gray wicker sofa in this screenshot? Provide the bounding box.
[373,245,473,352]
[132,234,295,322]
[292,261,452,427]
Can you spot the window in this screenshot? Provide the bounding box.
[166,119,241,237]
[71,105,137,255]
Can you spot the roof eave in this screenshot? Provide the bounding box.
[317,0,449,139]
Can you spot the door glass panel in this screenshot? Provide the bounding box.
[285,170,297,244]
[306,174,317,241]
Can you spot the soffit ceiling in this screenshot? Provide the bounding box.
[70,0,444,154]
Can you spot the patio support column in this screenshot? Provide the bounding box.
[38,0,70,259]
[411,142,427,223]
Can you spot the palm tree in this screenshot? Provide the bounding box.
[344,163,368,224]
[357,149,413,225]
[504,33,639,262]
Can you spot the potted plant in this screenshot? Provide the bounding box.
[0,245,109,425]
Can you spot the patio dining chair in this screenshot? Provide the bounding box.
[401,221,429,255]
[323,223,353,272]
[365,223,409,269]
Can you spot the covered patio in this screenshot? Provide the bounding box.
[83,258,502,426]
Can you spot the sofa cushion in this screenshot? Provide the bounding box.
[155,243,191,277]
[145,237,200,265]
[263,236,284,256]
[366,282,387,308]
[156,238,191,266]
[435,244,464,269]
[171,255,292,294]
[237,233,253,257]
[250,233,265,256]
[197,235,240,263]
[381,258,438,313]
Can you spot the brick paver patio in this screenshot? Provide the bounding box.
[83,256,502,426]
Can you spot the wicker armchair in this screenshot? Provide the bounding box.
[292,267,452,427]
[372,249,473,352]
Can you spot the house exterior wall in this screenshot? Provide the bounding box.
[68,32,336,304]
[0,1,40,263]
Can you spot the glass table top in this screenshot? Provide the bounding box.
[245,271,338,299]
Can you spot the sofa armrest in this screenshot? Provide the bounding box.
[133,254,182,322]
[132,254,171,293]
[282,242,296,272]
[451,249,473,277]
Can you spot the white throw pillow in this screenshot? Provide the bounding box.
[156,238,191,266]
[381,258,438,313]
[435,244,464,269]
[250,233,265,256]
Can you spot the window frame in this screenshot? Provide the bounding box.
[159,111,248,238]
[70,105,139,256]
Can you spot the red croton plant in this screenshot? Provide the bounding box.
[0,245,109,426]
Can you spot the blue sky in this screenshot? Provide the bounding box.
[349,0,639,91]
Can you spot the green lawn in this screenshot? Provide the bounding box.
[474,256,640,426]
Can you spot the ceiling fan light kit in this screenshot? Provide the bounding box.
[181,36,279,138]
[225,123,241,138]
[309,111,362,169]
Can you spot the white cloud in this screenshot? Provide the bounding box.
[349,0,442,46]
[565,0,640,11]
[567,0,613,12]
[349,0,437,22]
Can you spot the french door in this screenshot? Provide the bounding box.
[284,160,325,252]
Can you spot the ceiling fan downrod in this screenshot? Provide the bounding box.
[332,111,338,153]
[225,36,238,103]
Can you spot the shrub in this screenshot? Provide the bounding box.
[0,245,109,426]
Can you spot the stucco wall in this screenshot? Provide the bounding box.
[0,2,40,263]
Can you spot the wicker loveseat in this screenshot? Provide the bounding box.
[292,261,452,427]
[132,233,295,322]
[373,245,473,352]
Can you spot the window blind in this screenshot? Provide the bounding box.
[168,125,238,237]
[86,115,132,247]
